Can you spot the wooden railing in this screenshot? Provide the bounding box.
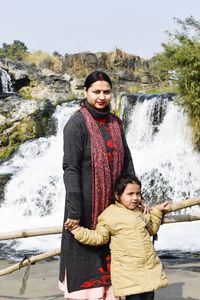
[0,196,200,276]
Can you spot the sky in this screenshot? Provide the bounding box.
[0,0,200,59]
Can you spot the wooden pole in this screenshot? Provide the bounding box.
[0,248,60,276]
[0,197,200,241]
[0,226,62,241]
[165,196,200,214]
[164,214,200,223]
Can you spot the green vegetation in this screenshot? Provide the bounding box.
[19,86,33,99]
[1,120,39,161]
[153,16,200,149]
[146,85,178,94]
[128,85,140,93]
[0,40,63,73]
[0,40,28,60]
[0,105,56,162]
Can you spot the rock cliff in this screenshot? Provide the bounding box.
[0,49,165,161]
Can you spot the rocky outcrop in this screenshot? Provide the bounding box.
[0,50,162,101]
[63,50,159,91]
[0,49,166,162]
[0,59,74,103]
[0,95,55,161]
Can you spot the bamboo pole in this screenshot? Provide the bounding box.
[0,248,60,276]
[164,214,200,223]
[165,196,200,214]
[0,197,200,241]
[0,226,62,241]
[0,213,200,242]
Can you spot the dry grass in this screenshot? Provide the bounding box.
[25,51,63,73]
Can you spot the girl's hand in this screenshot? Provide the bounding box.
[156,201,172,212]
[140,198,151,214]
[64,218,80,231]
[70,226,81,234]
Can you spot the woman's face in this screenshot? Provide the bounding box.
[84,80,112,109]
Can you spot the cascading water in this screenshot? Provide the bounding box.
[0,102,79,258]
[0,95,200,259]
[122,94,200,252]
[0,68,12,96]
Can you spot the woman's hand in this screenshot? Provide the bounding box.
[64,218,80,231]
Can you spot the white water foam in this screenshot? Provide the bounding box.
[126,97,200,251]
[0,103,79,255]
[0,68,12,94]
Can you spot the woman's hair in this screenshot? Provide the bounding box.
[84,70,112,91]
[114,174,141,197]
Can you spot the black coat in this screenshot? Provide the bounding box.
[59,110,135,292]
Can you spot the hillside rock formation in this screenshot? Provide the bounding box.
[0,49,165,161]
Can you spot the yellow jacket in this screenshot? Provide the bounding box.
[73,201,168,296]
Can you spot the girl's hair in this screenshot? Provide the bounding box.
[84,70,112,91]
[114,174,141,197]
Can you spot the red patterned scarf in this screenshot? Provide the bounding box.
[80,106,124,229]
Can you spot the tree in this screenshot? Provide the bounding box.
[154,16,200,149]
[0,40,28,60]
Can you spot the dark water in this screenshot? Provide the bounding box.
[158,250,200,273]
[1,239,200,272]
[159,250,200,263]
[0,240,58,262]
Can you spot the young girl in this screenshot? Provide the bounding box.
[69,174,171,300]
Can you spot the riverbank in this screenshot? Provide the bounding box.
[0,259,200,300]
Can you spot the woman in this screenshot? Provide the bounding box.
[59,70,136,299]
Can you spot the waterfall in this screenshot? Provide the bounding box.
[0,95,200,259]
[123,94,200,252]
[0,68,12,95]
[0,102,79,258]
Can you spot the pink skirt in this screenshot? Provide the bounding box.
[59,272,119,300]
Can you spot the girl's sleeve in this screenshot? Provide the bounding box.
[62,115,84,220]
[146,208,163,236]
[73,219,110,246]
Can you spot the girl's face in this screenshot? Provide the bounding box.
[117,183,142,210]
[84,80,112,109]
